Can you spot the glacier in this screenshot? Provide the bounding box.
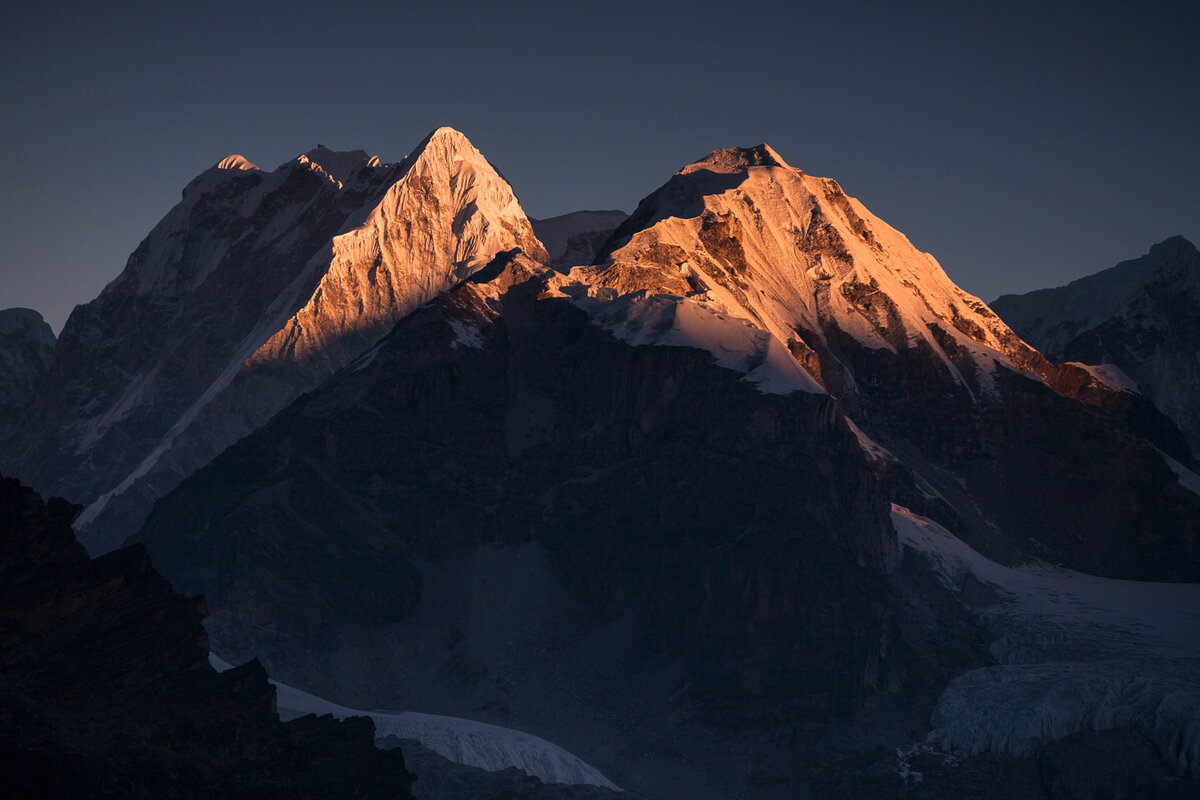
[893,505,1200,777]
[209,654,620,790]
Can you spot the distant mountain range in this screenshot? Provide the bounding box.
[2,129,1198,798]
[993,235,1200,458]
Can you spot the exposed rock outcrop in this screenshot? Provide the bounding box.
[0,472,416,798]
[0,307,54,439]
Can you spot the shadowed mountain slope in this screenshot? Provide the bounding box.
[0,472,416,799]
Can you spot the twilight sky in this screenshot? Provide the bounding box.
[2,0,1197,333]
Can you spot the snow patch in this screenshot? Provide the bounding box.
[845,417,896,463]
[578,291,824,395]
[893,504,1200,660]
[447,318,485,350]
[1159,450,1200,500]
[216,154,259,171]
[1067,361,1139,393]
[351,342,385,373]
[531,210,628,265]
[208,655,619,789]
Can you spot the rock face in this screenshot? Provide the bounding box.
[581,144,1200,580]
[0,472,416,799]
[135,255,902,799]
[0,308,54,439]
[993,235,1200,458]
[2,128,546,554]
[531,210,628,270]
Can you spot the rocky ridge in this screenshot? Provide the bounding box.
[993,235,1200,458]
[531,210,629,271]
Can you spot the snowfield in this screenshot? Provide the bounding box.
[892,505,1200,777]
[561,287,825,395]
[209,654,620,789]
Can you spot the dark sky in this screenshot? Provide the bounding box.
[3,0,1197,332]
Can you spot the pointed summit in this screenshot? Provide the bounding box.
[587,140,1085,404]
[413,125,475,151]
[254,124,546,370]
[404,126,514,187]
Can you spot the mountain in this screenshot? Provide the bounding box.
[992,235,1200,458]
[531,210,628,270]
[582,144,1199,580]
[134,252,902,799]
[2,128,546,554]
[17,135,1200,797]
[130,142,1200,797]
[0,472,416,798]
[0,308,54,439]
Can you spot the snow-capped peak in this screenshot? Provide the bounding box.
[407,126,509,184]
[413,125,478,155]
[216,154,259,171]
[248,126,545,371]
[581,142,1072,403]
[49,126,549,553]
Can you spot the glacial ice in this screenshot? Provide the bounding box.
[209,654,619,789]
[893,505,1200,777]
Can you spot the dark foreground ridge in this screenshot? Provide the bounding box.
[0,472,415,799]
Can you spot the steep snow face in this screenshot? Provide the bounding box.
[0,308,55,438]
[993,236,1200,454]
[207,654,620,789]
[893,505,1200,777]
[553,285,824,395]
[252,127,546,372]
[6,127,546,554]
[581,144,1072,402]
[530,210,628,270]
